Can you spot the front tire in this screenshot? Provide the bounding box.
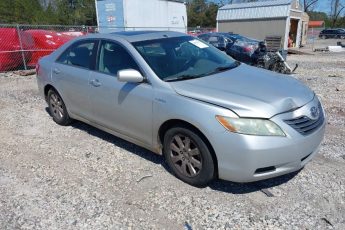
[47,89,72,126]
[163,126,215,187]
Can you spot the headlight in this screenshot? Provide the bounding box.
[216,115,285,136]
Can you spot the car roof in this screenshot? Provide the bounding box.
[82,30,187,43]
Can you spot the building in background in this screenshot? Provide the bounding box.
[95,0,187,33]
[308,21,325,28]
[216,0,309,51]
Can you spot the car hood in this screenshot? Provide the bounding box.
[170,64,314,118]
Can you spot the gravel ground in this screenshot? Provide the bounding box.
[0,51,344,229]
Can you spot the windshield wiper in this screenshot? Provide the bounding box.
[164,62,240,82]
[164,74,203,82]
[205,61,240,76]
[216,61,240,72]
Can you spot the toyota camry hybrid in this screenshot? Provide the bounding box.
[36,31,326,187]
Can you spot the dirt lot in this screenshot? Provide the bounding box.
[0,51,344,229]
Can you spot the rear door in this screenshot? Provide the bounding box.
[88,40,154,146]
[52,39,98,119]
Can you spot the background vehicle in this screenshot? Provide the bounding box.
[198,32,295,73]
[319,29,345,39]
[198,32,259,63]
[0,28,34,71]
[26,30,79,67]
[0,28,85,71]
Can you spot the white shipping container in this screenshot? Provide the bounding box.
[96,0,187,33]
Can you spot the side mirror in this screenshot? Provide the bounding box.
[117,69,144,83]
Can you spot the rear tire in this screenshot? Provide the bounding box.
[47,89,72,126]
[163,126,215,187]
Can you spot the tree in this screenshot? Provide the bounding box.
[0,0,44,24]
[330,0,345,27]
[54,0,96,25]
[44,2,59,24]
[308,11,328,20]
[303,0,318,12]
[217,0,234,6]
[187,0,212,27]
[0,0,14,23]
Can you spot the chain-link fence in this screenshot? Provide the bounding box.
[306,27,345,51]
[306,27,323,50]
[187,27,216,36]
[0,24,97,72]
[0,24,193,72]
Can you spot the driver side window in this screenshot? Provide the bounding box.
[97,41,139,75]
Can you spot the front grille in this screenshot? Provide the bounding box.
[284,104,324,136]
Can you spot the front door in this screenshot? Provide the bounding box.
[88,40,153,146]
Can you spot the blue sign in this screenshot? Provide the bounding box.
[96,0,124,33]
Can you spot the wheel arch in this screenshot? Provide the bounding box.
[44,84,56,102]
[158,119,219,178]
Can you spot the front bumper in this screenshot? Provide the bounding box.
[212,97,326,182]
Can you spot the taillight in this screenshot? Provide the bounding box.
[243,46,253,52]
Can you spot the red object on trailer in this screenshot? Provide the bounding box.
[0,28,34,71]
[25,30,79,67]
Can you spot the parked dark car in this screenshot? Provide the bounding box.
[319,29,345,39]
[197,32,260,63]
[198,33,296,74]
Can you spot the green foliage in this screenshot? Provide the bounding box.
[187,0,219,28]
[0,0,96,25]
[308,11,328,21]
[308,10,345,28]
[0,0,44,24]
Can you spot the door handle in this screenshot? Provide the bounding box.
[90,79,102,87]
[53,68,61,74]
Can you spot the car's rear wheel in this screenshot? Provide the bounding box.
[340,35,345,39]
[163,126,215,187]
[321,35,326,39]
[48,89,72,126]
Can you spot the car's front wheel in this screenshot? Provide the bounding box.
[163,126,215,187]
[47,89,72,126]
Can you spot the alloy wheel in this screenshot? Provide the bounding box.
[49,92,64,120]
[169,134,202,177]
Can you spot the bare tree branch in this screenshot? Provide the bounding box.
[330,0,345,27]
[303,0,318,12]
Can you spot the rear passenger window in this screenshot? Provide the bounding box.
[57,41,96,69]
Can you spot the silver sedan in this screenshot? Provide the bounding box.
[36,31,326,187]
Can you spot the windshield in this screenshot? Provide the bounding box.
[132,36,238,81]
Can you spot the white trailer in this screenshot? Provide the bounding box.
[95,0,187,33]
